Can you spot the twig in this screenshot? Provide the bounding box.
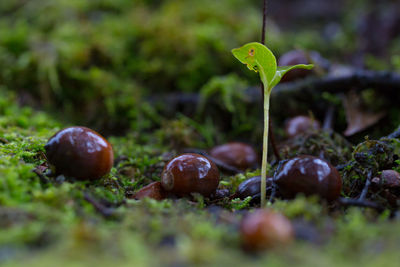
[32,161,50,185]
[338,197,383,211]
[359,171,372,201]
[261,0,268,45]
[148,70,400,118]
[84,193,115,218]
[32,168,49,184]
[272,70,400,97]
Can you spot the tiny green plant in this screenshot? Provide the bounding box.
[232,42,313,207]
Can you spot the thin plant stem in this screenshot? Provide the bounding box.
[260,90,270,207]
[260,0,280,161]
[261,0,267,44]
[260,0,272,207]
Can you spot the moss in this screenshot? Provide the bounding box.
[3,65,400,267]
[0,0,263,133]
[2,1,400,266]
[3,0,394,137]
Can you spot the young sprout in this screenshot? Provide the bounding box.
[232,43,313,206]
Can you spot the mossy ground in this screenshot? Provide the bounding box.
[1,0,400,266]
[1,91,400,267]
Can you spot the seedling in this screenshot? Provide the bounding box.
[232,42,313,206]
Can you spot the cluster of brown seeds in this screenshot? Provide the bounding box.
[38,47,397,252]
[44,123,377,251]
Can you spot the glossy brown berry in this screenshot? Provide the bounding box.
[235,176,272,200]
[209,142,258,171]
[285,116,320,138]
[132,182,167,201]
[45,126,114,180]
[161,153,220,197]
[274,155,342,201]
[240,209,293,251]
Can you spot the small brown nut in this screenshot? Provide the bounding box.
[45,126,114,180]
[235,176,273,200]
[161,153,220,197]
[240,209,293,251]
[209,142,258,171]
[274,155,342,201]
[285,116,321,138]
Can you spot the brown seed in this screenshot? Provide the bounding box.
[274,155,342,201]
[161,153,220,197]
[240,209,293,251]
[380,170,400,188]
[285,116,320,138]
[45,126,114,180]
[132,182,167,201]
[209,142,258,171]
[235,176,273,200]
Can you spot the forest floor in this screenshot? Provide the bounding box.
[2,90,400,267]
[1,0,400,266]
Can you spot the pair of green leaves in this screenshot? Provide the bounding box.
[232,42,313,93]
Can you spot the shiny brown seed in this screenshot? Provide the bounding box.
[161,153,220,197]
[285,116,321,138]
[45,126,114,180]
[209,142,258,171]
[132,182,167,201]
[240,209,293,251]
[274,155,342,201]
[235,176,272,200]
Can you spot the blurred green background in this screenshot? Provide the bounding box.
[0,0,399,137]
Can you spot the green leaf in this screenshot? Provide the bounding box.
[269,64,314,90]
[231,42,276,89]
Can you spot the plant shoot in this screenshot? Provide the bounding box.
[232,42,313,206]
